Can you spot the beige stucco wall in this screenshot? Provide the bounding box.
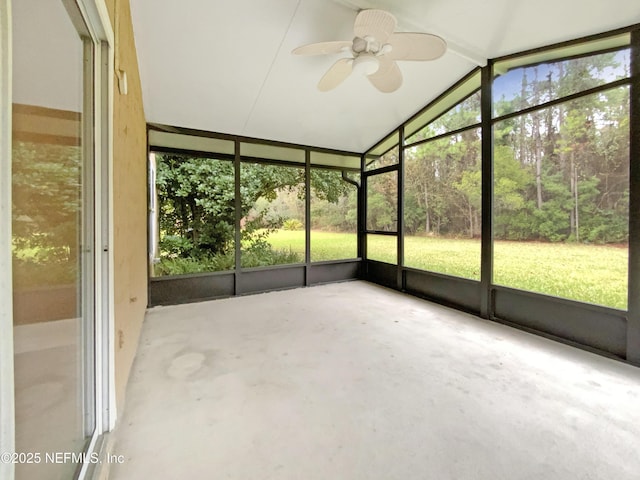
[105,0,148,409]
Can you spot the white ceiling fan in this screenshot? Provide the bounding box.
[292,9,446,93]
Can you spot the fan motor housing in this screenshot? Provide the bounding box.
[352,36,383,55]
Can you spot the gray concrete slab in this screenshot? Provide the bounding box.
[108,281,640,480]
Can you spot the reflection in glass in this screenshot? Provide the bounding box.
[406,90,481,145]
[365,144,399,171]
[404,70,481,141]
[366,171,397,232]
[310,169,358,261]
[493,86,629,308]
[152,153,235,276]
[240,142,305,163]
[12,0,90,477]
[404,129,481,280]
[310,151,360,169]
[240,163,305,267]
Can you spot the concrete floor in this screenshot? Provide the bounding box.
[109,281,640,480]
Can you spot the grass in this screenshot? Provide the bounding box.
[268,230,357,262]
[494,240,627,310]
[267,230,628,310]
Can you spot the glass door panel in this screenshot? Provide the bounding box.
[12,0,94,477]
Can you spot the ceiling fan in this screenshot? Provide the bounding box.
[292,9,446,93]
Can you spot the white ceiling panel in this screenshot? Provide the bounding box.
[131,0,301,135]
[130,0,640,153]
[246,50,474,152]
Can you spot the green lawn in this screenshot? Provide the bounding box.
[494,240,627,310]
[267,229,357,262]
[267,230,628,310]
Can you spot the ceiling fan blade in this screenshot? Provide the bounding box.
[386,33,447,61]
[354,9,397,43]
[368,57,402,93]
[292,41,352,56]
[318,58,353,92]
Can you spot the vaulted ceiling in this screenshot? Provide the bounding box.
[129,0,640,153]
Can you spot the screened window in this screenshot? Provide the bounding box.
[151,153,235,276]
[240,162,305,267]
[404,128,481,280]
[366,171,398,232]
[310,169,358,261]
[494,46,631,116]
[406,90,481,145]
[366,132,399,171]
[493,68,630,309]
[365,145,399,171]
[367,234,397,264]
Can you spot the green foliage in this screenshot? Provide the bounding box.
[407,90,481,143]
[310,170,358,232]
[282,218,304,231]
[404,127,481,237]
[155,156,355,274]
[367,191,396,231]
[489,51,629,244]
[240,246,302,268]
[159,235,194,258]
[154,251,235,276]
[156,156,236,259]
[12,141,81,288]
[310,169,352,202]
[389,51,629,307]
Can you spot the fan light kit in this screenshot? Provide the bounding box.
[292,9,446,93]
[353,54,380,75]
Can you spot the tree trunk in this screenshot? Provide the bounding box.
[574,162,579,242]
[473,210,480,238]
[569,153,576,237]
[423,183,430,234]
[533,68,543,209]
[518,72,528,163]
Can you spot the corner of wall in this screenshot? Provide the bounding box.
[105,0,148,410]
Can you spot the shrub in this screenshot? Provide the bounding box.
[282,218,303,231]
[154,251,236,276]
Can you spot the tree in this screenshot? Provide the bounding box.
[12,141,81,287]
[492,49,630,244]
[155,154,355,264]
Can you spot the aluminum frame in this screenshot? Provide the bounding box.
[362,23,640,365]
[628,28,640,363]
[147,127,363,306]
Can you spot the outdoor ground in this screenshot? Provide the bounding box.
[268,230,628,310]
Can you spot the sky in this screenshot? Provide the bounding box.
[492,48,630,105]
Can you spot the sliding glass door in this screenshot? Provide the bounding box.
[11,0,96,477]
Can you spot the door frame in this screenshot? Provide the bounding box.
[0,1,115,479]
